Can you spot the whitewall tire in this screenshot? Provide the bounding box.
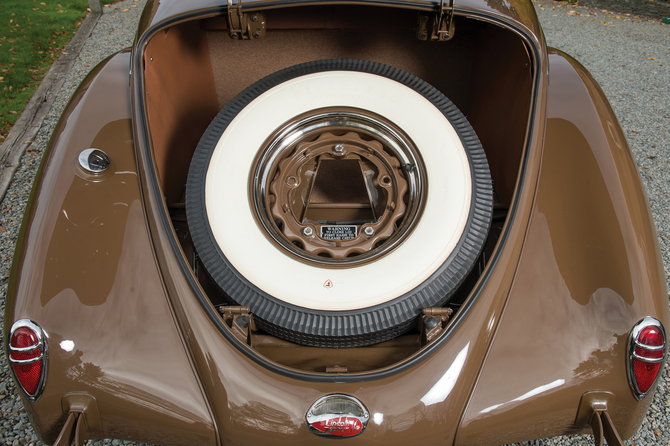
[186,59,492,347]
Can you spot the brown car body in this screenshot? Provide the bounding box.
[4,0,669,445]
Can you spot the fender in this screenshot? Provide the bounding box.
[4,51,216,445]
[456,50,669,445]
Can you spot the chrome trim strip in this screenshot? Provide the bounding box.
[9,344,40,352]
[632,352,664,364]
[8,355,44,365]
[7,319,48,403]
[634,340,665,351]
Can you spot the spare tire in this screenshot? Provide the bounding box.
[186,59,492,348]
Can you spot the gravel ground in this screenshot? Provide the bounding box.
[574,0,670,19]
[0,0,668,445]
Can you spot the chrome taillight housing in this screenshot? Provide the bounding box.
[8,320,48,402]
[628,317,666,401]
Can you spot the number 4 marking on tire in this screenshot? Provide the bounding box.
[324,280,333,289]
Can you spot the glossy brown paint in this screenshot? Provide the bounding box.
[132,146,539,445]
[456,51,670,445]
[132,6,663,445]
[5,52,216,445]
[130,6,547,445]
[5,0,666,445]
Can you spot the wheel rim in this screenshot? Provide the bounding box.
[250,107,427,267]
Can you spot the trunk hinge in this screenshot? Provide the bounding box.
[227,0,266,40]
[417,0,455,41]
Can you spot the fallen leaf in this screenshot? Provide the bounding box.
[0,227,6,233]
[648,57,657,60]
[123,8,129,11]
[9,111,16,114]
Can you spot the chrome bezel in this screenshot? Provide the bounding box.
[8,319,48,402]
[627,317,667,401]
[305,394,369,438]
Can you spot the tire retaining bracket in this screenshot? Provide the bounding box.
[227,0,266,40]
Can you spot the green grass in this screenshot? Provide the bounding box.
[0,0,116,142]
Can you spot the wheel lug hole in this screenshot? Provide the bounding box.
[303,227,314,237]
[363,227,375,237]
[286,176,298,187]
[380,175,392,186]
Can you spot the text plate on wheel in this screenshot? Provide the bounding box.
[320,225,357,241]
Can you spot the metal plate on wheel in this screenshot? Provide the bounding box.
[320,225,357,241]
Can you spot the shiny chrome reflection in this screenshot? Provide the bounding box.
[251,108,426,267]
[8,319,48,402]
[78,148,111,173]
[627,317,667,401]
[306,394,369,438]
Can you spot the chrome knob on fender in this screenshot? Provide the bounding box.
[78,148,111,173]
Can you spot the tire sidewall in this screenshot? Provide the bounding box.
[186,59,492,345]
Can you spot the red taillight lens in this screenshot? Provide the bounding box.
[11,327,39,349]
[11,361,43,395]
[8,321,46,400]
[633,358,661,394]
[629,318,666,400]
[637,326,664,350]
